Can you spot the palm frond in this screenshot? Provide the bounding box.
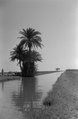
[32,31,41,36]
[19,39,27,47]
[32,38,42,48]
[32,50,42,62]
[23,50,42,63]
[18,28,42,50]
[10,44,25,62]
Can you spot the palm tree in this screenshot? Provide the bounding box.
[18,28,42,52]
[10,28,42,77]
[18,28,42,77]
[10,44,24,72]
[10,45,42,77]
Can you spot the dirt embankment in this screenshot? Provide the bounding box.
[34,70,78,119]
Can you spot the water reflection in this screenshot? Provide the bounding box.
[12,77,42,118]
[0,73,62,119]
[1,82,4,91]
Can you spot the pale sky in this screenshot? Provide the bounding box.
[0,0,78,71]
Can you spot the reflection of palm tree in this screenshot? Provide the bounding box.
[12,77,42,118]
[1,82,4,91]
[10,28,43,77]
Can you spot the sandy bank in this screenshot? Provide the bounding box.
[34,70,78,119]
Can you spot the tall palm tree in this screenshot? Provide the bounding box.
[18,28,42,76]
[18,28,42,53]
[10,28,42,77]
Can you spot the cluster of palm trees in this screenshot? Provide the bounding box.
[10,28,42,77]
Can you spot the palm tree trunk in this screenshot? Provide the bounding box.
[28,46,31,76]
[19,61,23,72]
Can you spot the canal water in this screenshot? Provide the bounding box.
[0,72,62,119]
